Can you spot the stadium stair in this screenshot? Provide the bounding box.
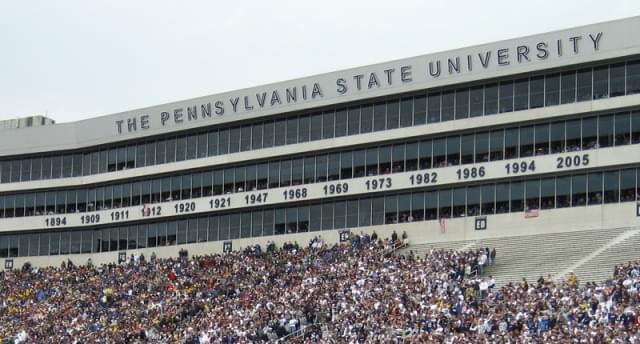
[555,228,640,284]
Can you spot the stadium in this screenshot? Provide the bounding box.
[0,16,639,342]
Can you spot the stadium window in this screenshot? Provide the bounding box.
[609,63,626,97]
[353,150,366,178]
[480,185,495,215]
[413,95,427,125]
[392,144,405,173]
[545,73,560,106]
[425,191,438,220]
[489,130,504,161]
[405,143,418,171]
[197,133,208,158]
[550,121,566,154]
[347,106,361,135]
[315,155,327,182]
[467,186,480,217]
[263,121,275,148]
[469,86,484,117]
[438,189,452,218]
[228,128,240,153]
[565,119,581,152]
[474,133,489,163]
[633,111,640,144]
[525,180,540,210]
[309,205,321,231]
[620,168,637,202]
[427,92,441,123]
[560,71,577,104]
[540,178,555,209]
[598,115,614,148]
[20,159,31,182]
[322,111,334,139]
[58,231,70,256]
[286,118,298,145]
[334,108,347,137]
[575,174,601,206]
[346,200,359,227]
[186,135,197,159]
[310,113,322,141]
[360,105,373,133]
[411,192,425,221]
[384,195,398,224]
[460,134,474,165]
[400,97,414,127]
[333,201,345,229]
[379,146,392,174]
[373,102,386,131]
[593,66,609,99]
[280,160,292,187]
[340,152,353,179]
[166,137,177,162]
[577,68,593,101]
[504,128,519,159]
[321,203,333,230]
[144,142,155,166]
[298,206,310,232]
[251,211,263,237]
[581,117,598,150]
[48,231,60,255]
[229,214,240,239]
[627,60,640,95]
[175,136,187,161]
[571,175,587,206]
[614,112,631,146]
[241,212,251,239]
[529,76,545,108]
[252,123,264,149]
[604,171,620,203]
[208,131,219,156]
[519,126,534,157]
[268,162,280,189]
[432,138,446,167]
[447,135,460,166]
[455,89,469,119]
[514,78,529,111]
[208,216,219,242]
[498,81,514,113]
[217,215,229,241]
[510,181,524,212]
[303,157,315,184]
[556,176,571,208]
[398,194,412,222]
[419,140,432,169]
[371,197,385,225]
[240,126,252,151]
[484,84,498,115]
[327,153,340,181]
[534,123,550,155]
[441,91,455,121]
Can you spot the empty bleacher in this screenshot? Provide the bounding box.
[398,227,640,287]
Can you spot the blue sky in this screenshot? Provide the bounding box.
[1,0,639,123]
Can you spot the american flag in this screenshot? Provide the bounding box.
[439,218,446,233]
[525,208,539,218]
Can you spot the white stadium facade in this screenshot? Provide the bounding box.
[1,17,640,268]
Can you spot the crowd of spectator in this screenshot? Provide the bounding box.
[0,231,638,343]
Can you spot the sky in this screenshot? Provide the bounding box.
[0,1,639,123]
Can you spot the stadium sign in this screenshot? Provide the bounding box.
[114,32,604,136]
